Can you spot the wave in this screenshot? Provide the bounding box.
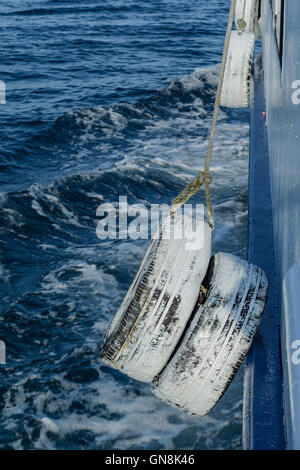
[5,5,136,17]
[0,63,248,450]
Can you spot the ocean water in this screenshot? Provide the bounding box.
[0,0,250,450]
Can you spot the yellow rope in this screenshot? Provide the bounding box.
[170,0,237,230]
[170,171,212,211]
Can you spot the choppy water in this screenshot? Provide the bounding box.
[0,0,250,450]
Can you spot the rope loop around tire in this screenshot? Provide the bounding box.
[170,171,211,209]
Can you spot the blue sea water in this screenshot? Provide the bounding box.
[0,0,250,449]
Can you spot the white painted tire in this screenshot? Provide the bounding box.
[100,212,212,383]
[220,31,255,108]
[152,252,268,416]
[235,0,260,39]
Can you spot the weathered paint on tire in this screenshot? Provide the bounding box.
[100,212,212,382]
[220,30,255,108]
[152,252,268,415]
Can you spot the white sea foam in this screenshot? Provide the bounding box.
[0,263,10,283]
[1,64,248,450]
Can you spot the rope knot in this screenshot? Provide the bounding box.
[203,171,212,185]
[169,171,213,216]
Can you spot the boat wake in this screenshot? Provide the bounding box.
[0,65,248,449]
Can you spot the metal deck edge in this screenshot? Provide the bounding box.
[242,55,286,450]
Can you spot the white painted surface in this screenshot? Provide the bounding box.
[153,252,268,416]
[221,31,255,108]
[235,0,260,38]
[101,212,212,382]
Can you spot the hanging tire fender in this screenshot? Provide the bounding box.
[100,212,212,383]
[152,252,268,416]
[220,30,255,108]
[235,0,260,39]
